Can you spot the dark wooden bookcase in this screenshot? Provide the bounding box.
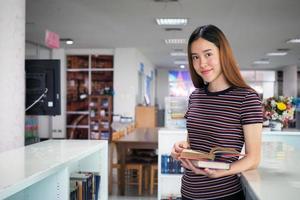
[66,54,113,141]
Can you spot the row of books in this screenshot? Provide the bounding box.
[90,131,110,140]
[161,155,184,174]
[70,171,101,200]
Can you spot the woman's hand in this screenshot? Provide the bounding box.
[171,141,189,160]
[180,158,224,178]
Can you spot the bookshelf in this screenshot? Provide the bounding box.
[66,54,113,140]
[158,128,187,199]
[164,96,187,128]
[0,140,108,200]
[89,95,113,140]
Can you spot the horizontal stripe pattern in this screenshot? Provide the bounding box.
[182,86,263,199]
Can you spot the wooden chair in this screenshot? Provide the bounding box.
[110,129,147,195]
[150,163,158,195]
[124,163,144,195]
[109,130,125,194]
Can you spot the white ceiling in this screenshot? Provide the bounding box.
[26,0,300,70]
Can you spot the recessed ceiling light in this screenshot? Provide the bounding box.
[165,39,187,44]
[277,48,290,52]
[286,38,300,43]
[174,60,188,65]
[253,60,270,65]
[170,52,187,56]
[179,65,185,69]
[156,18,188,26]
[266,52,288,56]
[165,28,183,31]
[60,38,74,45]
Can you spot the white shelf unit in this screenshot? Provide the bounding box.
[164,97,188,129]
[0,140,108,200]
[158,128,187,199]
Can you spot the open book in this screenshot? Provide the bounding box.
[180,147,245,170]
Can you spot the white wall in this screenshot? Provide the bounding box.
[135,50,156,105]
[114,48,138,118]
[114,48,156,119]
[51,49,66,138]
[156,68,169,109]
[0,0,25,153]
[283,65,298,97]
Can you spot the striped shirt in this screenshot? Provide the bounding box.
[182,86,263,200]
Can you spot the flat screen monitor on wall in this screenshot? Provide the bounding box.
[25,59,61,116]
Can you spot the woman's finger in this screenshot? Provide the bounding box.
[180,158,192,170]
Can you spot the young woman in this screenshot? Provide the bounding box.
[171,25,263,200]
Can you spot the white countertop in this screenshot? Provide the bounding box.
[242,133,300,200]
[0,139,107,199]
[262,128,300,136]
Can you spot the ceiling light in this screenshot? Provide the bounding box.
[170,52,187,56]
[156,18,188,26]
[165,28,183,31]
[174,60,188,65]
[179,65,185,69]
[266,52,288,56]
[60,38,74,45]
[277,48,290,52]
[165,39,187,44]
[286,38,300,43]
[253,60,270,65]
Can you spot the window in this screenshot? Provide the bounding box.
[241,70,275,99]
[168,70,194,97]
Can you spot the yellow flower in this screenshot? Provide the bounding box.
[276,102,286,111]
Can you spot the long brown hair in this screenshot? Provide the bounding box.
[187,25,250,89]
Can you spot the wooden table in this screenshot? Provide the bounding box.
[114,127,158,195]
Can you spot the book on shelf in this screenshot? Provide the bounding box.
[70,172,93,200]
[93,173,101,200]
[70,171,101,200]
[70,180,79,200]
[180,147,245,170]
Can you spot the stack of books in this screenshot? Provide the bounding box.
[70,171,101,200]
[180,147,245,170]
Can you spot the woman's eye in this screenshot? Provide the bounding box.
[192,56,198,60]
[205,52,212,57]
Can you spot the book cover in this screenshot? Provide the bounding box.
[70,180,79,200]
[191,160,230,170]
[94,173,101,200]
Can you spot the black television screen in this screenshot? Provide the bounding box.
[25,59,61,115]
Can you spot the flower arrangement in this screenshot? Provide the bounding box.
[262,96,296,127]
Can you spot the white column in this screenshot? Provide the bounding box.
[51,49,66,138]
[283,65,297,97]
[0,0,25,152]
[113,48,138,118]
